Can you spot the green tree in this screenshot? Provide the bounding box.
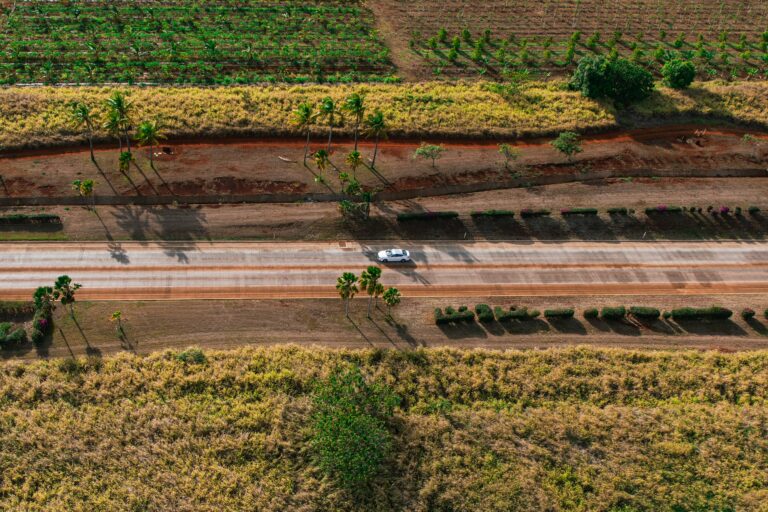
[498,143,521,169]
[293,102,314,165]
[551,132,583,162]
[316,97,342,153]
[103,110,124,153]
[345,150,362,178]
[311,366,399,489]
[313,149,330,181]
[661,59,696,89]
[382,287,402,318]
[134,118,166,169]
[343,93,366,152]
[414,142,445,168]
[569,55,654,104]
[363,109,387,168]
[54,275,82,318]
[69,102,97,163]
[359,266,382,318]
[118,150,133,174]
[33,286,57,313]
[104,91,133,153]
[110,310,125,339]
[71,179,95,209]
[336,272,358,317]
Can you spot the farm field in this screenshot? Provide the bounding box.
[2,80,768,151]
[0,346,767,510]
[0,0,395,84]
[370,0,768,80]
[2,294,768,360]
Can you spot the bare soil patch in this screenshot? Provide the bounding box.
[5,294,767,360]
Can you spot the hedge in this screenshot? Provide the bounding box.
[629,306,660,320]
[544,308,575,318]
[519,209,551,218]
[398,211,459,222]
[584,308,599,318]
[0,213,61,225]
[645,206,683,214]
[748,206,760,215]
[601,306,627,320]
[475,304,494,323]
[435,306,475,325]
[670,306,733,320]
[0,322,27,348]
[561,208,598,216]
[741,308,756,320]
[494,306,540,322]
[0,301,35,319]
[470,210,515,218]
[607,207,628,215]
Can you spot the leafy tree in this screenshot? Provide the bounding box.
[293,102,314,165]
[118,150,133,174]
[71,179,95,209]
[104,91,133,153]
[498,143,521,169]
[135,118,166,169]
[345,150,362,178]
[336,272,358,317]
[33,286,57,313]
[569,55,654,104]
[359,266,382,318]
[414,142,445,168]
[382,287,402,318]
[311,366,399,489]
[313,149,330,181]
[316,97,342,153]
[54,275,82,318]
[363,109,387,168]
[110,310,125,339]
[69,102,97,162]
[343,93,366,152]
[661,59,696,89]
[551,132,583,162]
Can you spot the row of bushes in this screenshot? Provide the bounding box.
[405,206,762,221]
[0,301,36,319]
[0,322,27,348]
[646,205,761,215]
[0,213,62,225]
[437,304,766,326]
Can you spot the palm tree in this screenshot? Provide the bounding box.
[343,93,366,152]
[71,179,95,210]
[54,274,82,319]
[314,149,330,179]
[316,97,342,153]
[104,110,123,153]
[359,266,382,318]
[293,102,313,166]
[336,272,358,317]
[69,102,97,162]
[345,150,362,179]
[382,287,402,318]
[105,91,133,153]
[135,119,166,169]
[110,310,125,339]
[363,109,387,168]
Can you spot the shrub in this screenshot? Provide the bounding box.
[475,304,494,323]
[397,211,459,222]
[748,206,760,215]
[662,59,696,89]
[30,328,44,344]
[520,208,551,218]
[176,348,207,364]
[561,208,598,216]
[663,311,672,319]
[584,308,599,318]
[495,306,539,322]
[645,205,683,214]
[601,306,627,320]
[670,307,733,320]
[0,213,62,225]
[544,308,575,318]
[569,55,654,104]
[607,207,628,215]
[741,308,756,320]
[436,306,475,325]
[629,306,660,320]
[0,322,27,348]
[470,210,515,218]
[0,301,35,319]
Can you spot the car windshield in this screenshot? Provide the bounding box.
[390,250,403,256]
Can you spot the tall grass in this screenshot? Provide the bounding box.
[0,346,766,510]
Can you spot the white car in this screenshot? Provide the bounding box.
[377,248,411,263]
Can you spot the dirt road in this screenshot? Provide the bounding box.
[2,241,767,300]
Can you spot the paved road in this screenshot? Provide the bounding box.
[1,241,767,300]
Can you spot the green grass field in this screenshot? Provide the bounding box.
[1,346,767,510]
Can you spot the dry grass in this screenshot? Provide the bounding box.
[1,346,767,510]
[1,81,767,151]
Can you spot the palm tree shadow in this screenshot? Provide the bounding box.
[149,160,173,195]
[347,317,374,346]
[91,158,119,196]
[132,160,159,195]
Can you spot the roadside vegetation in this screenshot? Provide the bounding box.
[0,346,767,510]
[3,80,768,151]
